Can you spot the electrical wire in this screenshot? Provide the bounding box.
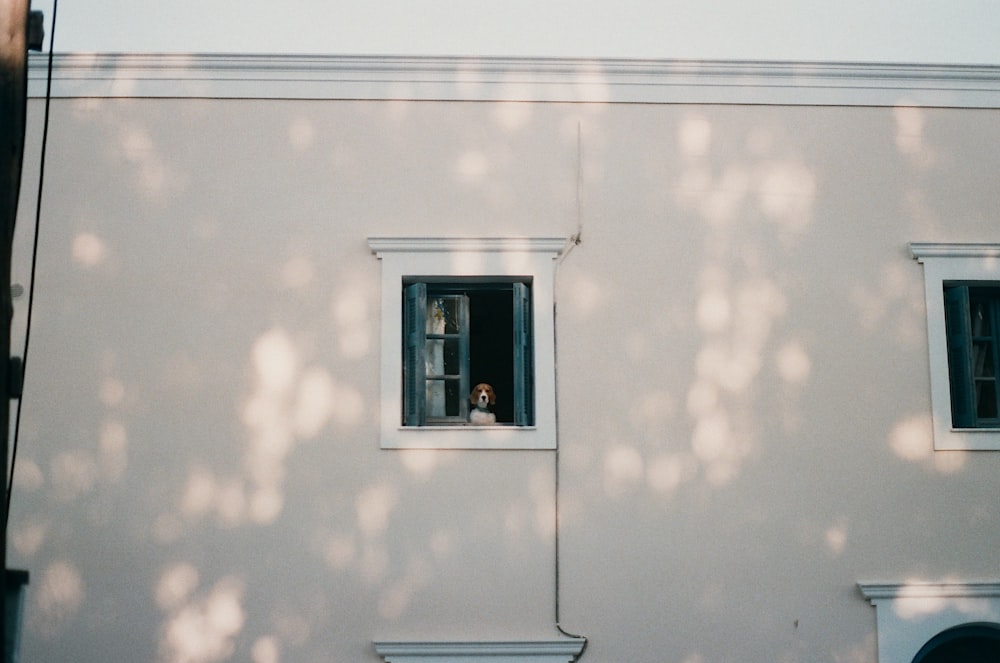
[551,122,587,658]
[7,0,57,521]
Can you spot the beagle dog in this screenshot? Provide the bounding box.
[468,383,497,425]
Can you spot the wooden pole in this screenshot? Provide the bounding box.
[1,1,29,656]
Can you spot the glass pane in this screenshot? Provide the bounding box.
[425,380,461,418]
[975,380,998,419]
[444,380,460,416]
[973,342,994,377]
[426,380,445,418]
[426,297,461,334]
[970,301,990,336]
[425,339,460,377]
[425,339,444,376]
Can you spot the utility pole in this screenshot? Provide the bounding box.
[1,0,29,556]
[2,1,35,660]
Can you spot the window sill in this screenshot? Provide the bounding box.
[409,424,536,429]
[384,425,549,450]
[942,427,1000,451]
[374,639,586,662]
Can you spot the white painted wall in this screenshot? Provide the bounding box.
[8,60,1000,663]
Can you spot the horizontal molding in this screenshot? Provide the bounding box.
[910,242,1000,261]
[373,639,587,662]
[859,581,1000,601]
[26,53,1000,107]
[368,237,569,256]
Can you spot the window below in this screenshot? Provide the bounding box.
[912,623,1000,663]
[369,237,566,450]
[911,242,1000,450]
[859,581,1000,663]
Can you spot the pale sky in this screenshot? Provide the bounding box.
[27,0,1000,65]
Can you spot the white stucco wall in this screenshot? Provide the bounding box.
[8,58,1000,663]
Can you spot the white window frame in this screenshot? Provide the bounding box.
[859,581,1000,663]
[910,242,1000,450]
[369,237,566,450]
[373,640,586,663]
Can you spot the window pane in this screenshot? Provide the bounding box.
[975,380,998,419]
[970,300,991,336]
[973,342,994,377]
[444,380,460,416]
[425,339,460,377]
[427,297,461,334]
[426,381,445,417]
[425,380,461,418]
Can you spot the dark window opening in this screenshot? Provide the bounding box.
[943,283,1000,428]
[912,623,1000,663]
[402,278,533,427]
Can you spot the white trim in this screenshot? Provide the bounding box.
[910,243,1000,260]
[859,581,1000,663]
[860,581,1000,600]
[373,639,586,662]
[368,237,569,255]
[27,53,1000,108]
[369,237,566,450]
[910,242,1000,451]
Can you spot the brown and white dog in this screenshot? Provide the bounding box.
[468,383,497,425]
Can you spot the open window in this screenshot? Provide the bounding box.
[369,237,565,449]
[403,279,534,427]
[911,243,1000,450]
[943,283,1000,429]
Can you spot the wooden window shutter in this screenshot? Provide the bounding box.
[403,282,427,426]
[512,282,534,426]
[944,285,975,427]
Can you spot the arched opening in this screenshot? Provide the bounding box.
[912,623,1000,663]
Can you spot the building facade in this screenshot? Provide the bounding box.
[9,54,1000,662]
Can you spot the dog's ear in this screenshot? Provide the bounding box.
[487,385,496,405]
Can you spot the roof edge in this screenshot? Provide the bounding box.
[28,53,1000,107]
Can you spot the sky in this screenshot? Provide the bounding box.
[26,0,1000,65]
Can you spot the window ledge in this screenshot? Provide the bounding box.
[402,425,538,431]
[374,639,586,662]
[387,426,546,451]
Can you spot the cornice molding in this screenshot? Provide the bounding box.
[27,53,1000,107]
[859,581,1000,601]
[368,236,569,256]
[910,242,1000,261]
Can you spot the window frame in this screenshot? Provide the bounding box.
[911,242,1000,451]
[369,237,566,450]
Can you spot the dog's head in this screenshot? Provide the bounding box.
[469,383,496,411]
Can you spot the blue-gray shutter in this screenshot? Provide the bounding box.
[458,295,471,421]
[404,282,427,426]
[512,282,534,426]
[943,285,975,427]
